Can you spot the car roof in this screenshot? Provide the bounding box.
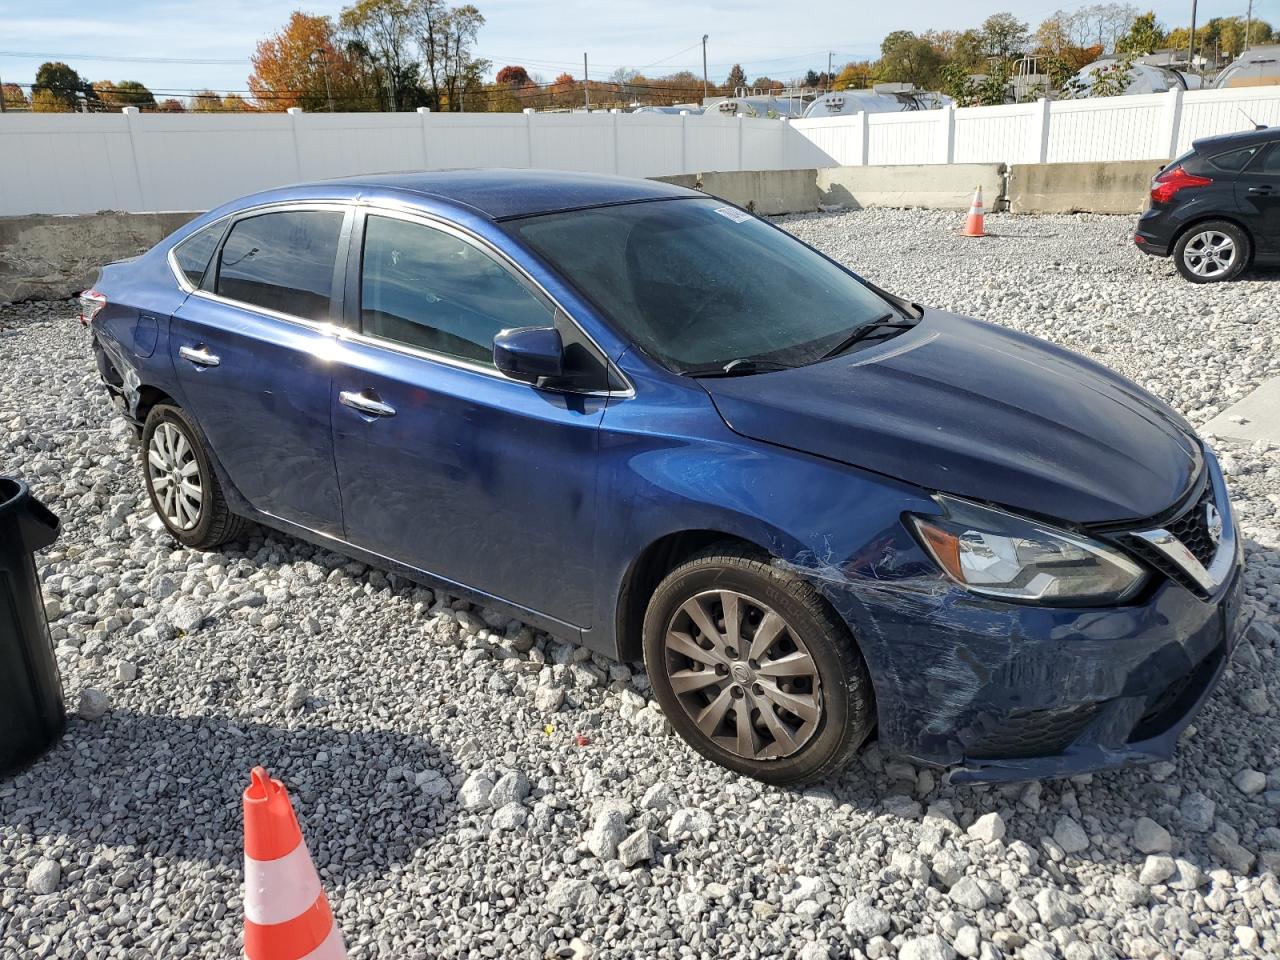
[308,168,702,220]
[1192,125,1279,155]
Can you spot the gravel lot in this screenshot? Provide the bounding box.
[2,208,1279,960]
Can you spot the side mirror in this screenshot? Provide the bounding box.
[493,326,564,384]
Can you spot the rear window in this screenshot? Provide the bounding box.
[1207,145,1261,172]
[215,209,344,322]
[172,223,223,288]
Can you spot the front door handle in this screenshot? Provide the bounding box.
[339,390,396,418]
[1247,184,1274,194]
[179,344,220,367]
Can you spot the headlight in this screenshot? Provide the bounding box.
[909,496,1146,606]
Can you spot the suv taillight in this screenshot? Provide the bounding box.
[77,289,107,326]
[1151,165,1212,204]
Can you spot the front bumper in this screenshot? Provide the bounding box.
[816,530,1248,785]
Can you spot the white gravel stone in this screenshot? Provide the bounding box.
[1133,816,1172,853]
[949,876,989,910]
[26,859,60,895]
[898,933,956,960]
[616,828,652,868]
[586,807,629,860]
[667,806,712,839]
[967,811,1006,843]
[1233,768,1267,795]
[843,896,891,937]
[953,926,980,958]
[1052,816,1089,854]
[1139,855,1177,885]
[76,687,109,720]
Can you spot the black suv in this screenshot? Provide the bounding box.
[1135,126,1280,283]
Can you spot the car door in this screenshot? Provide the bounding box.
[329,209,608,630]
[170,204,351,537]
[1235,141,1280,259]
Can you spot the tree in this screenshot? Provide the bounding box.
[878,31,943,87]
[832,61,873,90]
[725,64,746,92]
[2,82,28,110]
[1116,11,1163,55]
[156,98,185,113]
[1216,17,1274,57]
[495,65,530,86]
[33,61,87,111]
[90,80,156,110]
[981,13,1030,58]
[340,0,422,110]
[191,90,225,112]
[251,11,370,111]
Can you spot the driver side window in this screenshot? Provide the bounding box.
[359,215,553,366]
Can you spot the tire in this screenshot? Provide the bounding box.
[1173,220,1250,283]
[141,403,250,549]
[642,543,874,787]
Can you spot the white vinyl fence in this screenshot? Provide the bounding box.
[787,85,1280,168]
[2,85,1279,217]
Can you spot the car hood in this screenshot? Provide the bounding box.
[700,310,1201,525]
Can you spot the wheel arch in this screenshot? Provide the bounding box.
[615,529,768,662]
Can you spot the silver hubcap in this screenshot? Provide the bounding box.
[148,422,202,531]
[664,589,823,761]
[1184,231,1235,277]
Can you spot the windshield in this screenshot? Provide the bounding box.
[505,198,898,374]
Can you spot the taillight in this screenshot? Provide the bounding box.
[78,289,107,327]
[1151,165,1212,204]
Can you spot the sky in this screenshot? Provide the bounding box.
[0,0,1273,97]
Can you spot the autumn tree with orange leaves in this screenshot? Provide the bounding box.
[250,11,371,111]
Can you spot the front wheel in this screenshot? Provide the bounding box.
[141,404,249,549]
[642,544,874,786]
[1173,220,1250,283]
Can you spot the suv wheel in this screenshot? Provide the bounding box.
[142,404,249,549]
[642,544,874,786]
[1174,220,1249,283]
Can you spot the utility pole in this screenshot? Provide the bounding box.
[702,35,709,102]
[827,51,833,91]
[584,53,590,110]
[1245,0,1254,52]
[1188,0,1198,71]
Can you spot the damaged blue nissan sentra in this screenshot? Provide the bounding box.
[84,169,1248,786]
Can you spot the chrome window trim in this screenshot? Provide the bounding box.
[351,202,634,398]
[170,196,634,399]
[1131,449,1238,594]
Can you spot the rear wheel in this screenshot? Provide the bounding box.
[141,404,249,549]
[1173,220,1249,283]
[642,544,873,786]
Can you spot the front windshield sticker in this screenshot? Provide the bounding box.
[712,206,753,223]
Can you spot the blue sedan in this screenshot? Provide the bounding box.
[83,169,1247,786]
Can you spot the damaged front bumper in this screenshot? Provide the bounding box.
[812,533,1249,786]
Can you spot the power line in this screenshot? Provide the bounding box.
[0,49,248,64]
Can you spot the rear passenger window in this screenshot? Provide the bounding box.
[172,223,223,288]
[1260,144,1280,176]
[216,210,343,322]
[1207,146,1261,172]
[359,215,553,365]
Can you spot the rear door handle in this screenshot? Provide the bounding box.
[1247,185,1274,194]
[179,344,220,367]
[339,390,396,418]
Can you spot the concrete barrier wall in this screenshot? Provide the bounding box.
[817,164,1007,211]
[0,211,201,303]
[653,170,820,215]
[1007,159,1167,214]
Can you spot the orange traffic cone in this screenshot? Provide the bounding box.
[243,767,347,960]
[961,186,987,237]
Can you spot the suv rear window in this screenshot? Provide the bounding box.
[1207,145,1261,172]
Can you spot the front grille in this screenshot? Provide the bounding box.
[1166,482,1218,567]
[1102,468,1224,597]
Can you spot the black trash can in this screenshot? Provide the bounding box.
[0,477,64,774]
